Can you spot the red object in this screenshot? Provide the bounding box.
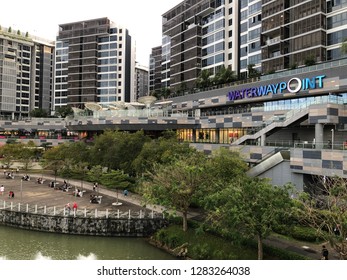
[73,202,78,210]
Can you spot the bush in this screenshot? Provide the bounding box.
[290,226,320,243]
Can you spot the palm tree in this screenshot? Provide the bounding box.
[196,69,212,89]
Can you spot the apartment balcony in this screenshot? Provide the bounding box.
[265,37,281,46]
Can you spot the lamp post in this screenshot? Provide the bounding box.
[20,179,23,201]
[331,128,334,150]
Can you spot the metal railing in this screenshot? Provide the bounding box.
[0,200,164,219]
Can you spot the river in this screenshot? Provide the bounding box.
[0,225,175,260]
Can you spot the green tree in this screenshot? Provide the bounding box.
[304,55,316,66]
[0,143,21,168]
[142,151,207,231]
[29,108,49,118]
[298,176,347,259]
[41,146,66,181]
[132,133,192,176]
[341,38,347,56]
[206,177,293,259]
[54,106,74,118]
[8,27,12,33]
[247,64,261,78]
[212,66,237,86]
[17,142,37,171]
[196,69,212,89]
[89,130,150,175]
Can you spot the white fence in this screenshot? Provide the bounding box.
[0,200,164,219]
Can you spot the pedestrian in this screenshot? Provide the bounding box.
[321,245,329,260]
[123,189,128,196]
[72,201,78,212]
[0,185,4,196]
[93,182,98,192]
[65,203,71,215]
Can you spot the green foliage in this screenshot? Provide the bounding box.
[89,130,150,175]
[99,169,133,190]
[206,177,294,259]
[54,106,74,118]
[29,108,49,118]
[304,55,316,66]
[290,226,320,242]
[247,64,261,78]
[86,165,104,183]
[341,38,347,55]
[212,66,237,86]
[153,225,257,260]
[142,150,208,231]
[132,134,193,176]
[196,69,212,89]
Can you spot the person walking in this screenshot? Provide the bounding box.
[65,203,71,216]
[0,185,4,196]
[321,245,329,260]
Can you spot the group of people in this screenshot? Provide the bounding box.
[22,174,30,181]
[73,189,83,197]
[89,194,100,204]
[64,202,78,215]
[36,177,44,184]
[5,172,14,179]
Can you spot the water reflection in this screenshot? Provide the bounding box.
[0,225,175,260]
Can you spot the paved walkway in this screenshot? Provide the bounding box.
[0,171,340,260]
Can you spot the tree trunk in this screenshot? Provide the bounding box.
[182,211,188,232]
[257,234,263,260]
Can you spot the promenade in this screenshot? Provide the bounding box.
[0,171,339,260]
[0,172,163,216]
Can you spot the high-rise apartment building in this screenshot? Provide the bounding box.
[149,46,162,95]
[261,0,327,73]
[157,0,347,94]
[161,0,239,92]
[239,0,262,77]
[0,27,54,119]
[54,17,135,109]
[134,64,149,100]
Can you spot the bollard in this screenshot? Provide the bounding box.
[73,208,76,217]
[95,209,98,218]
[151,210,154,219]
[53,206,56,216]
[84,208,86,217]
[10,202,13,211]
[18,203,21,212]
[106,209,108,219]
[128,209,131,219]
[35,205,37,213]
[44,205,46,214]
[26,204,29,213]
[117,209,119,219]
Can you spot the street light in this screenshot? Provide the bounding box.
[331,128,334,150]
[20,179,23,201]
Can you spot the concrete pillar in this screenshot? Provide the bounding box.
[192,129,196,143]
[215,128,220,143]
[260,134,266,146]
[315,123,324,149]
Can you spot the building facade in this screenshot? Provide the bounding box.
[0,28,54,119]
[134,64,149,100]
[54,17,135,110]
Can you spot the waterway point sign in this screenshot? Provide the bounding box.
[228,75,326,101]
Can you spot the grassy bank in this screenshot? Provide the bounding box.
[151,224,309,260]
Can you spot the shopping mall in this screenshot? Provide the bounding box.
[1,59,347,191]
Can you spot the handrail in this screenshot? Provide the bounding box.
[0,200,164,219]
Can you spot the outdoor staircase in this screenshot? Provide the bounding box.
[231,107,309,145]
[247,150,290,177]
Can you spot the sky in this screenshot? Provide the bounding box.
[1,0,183,67]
